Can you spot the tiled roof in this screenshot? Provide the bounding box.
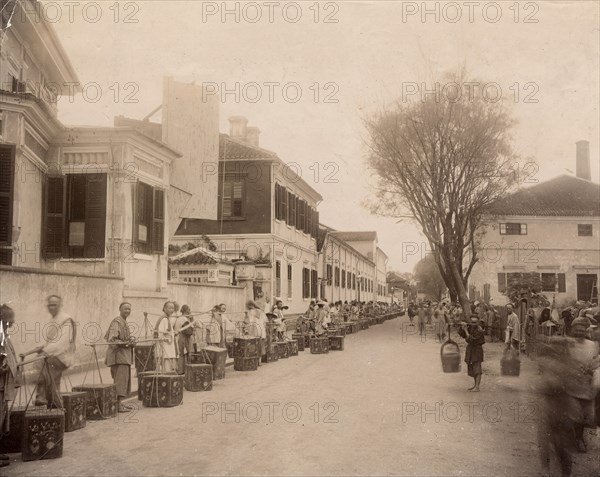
[220,134,278,161]
[486,175,600,217]
[330,231,377,242]
[169,247,229,266]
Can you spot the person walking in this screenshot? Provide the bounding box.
[417,305,427,337]
[458,315,485,392]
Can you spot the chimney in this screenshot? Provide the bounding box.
[228,116,248,141]
[576,140,591,181]
[245,127,260,147]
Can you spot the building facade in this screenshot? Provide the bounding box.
[173,117,323,315]
[468,142,599,306]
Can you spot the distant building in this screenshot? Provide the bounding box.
[173,117,322,314]
[169,247,234,286]
[318,229,390,303]
[469,141,599,306]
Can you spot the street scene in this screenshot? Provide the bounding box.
[0,1,599,476]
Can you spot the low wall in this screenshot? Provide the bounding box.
[0,267,247,376]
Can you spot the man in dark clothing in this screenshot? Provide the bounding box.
[105,302,136,412]
[458,315,485,392]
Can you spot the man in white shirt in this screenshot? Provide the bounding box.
[22,295,76,408]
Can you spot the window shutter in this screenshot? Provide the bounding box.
[314,210,319,238]
[83,173,107,258]
[557,273,566,293]
[288,192,296,227]
[274,184,280,220]
[497,273,506,293]
[134,181,153,254]
[152,188,165,254]
[0,145,15,265]
[43,175,67,260]
[296,197,301,229]
[281,186,288,224]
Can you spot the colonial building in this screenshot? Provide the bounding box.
[0,0,219,294]
[173,117,322,315]
[318,228,390,303]
[469,141,599,306]
[169,246,234,286]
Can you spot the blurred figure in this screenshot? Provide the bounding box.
[0,304,19,467]
[417,304,427,337]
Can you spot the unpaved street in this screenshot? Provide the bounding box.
[5,316,599,477]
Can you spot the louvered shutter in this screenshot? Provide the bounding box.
[43,175,66,259]
[557,273,566,293]
[281,186,287,223]
[83,174,107,258]
[0,145,15,265]
[497,273,506,293]
[274,183,280,220]
[152,188,165,254]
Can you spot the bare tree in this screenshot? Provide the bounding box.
[365,71,517,315]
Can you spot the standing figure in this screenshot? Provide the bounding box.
[207,304,230,348]
[458,315,485,392]
[243,300,267,363]
[417,305,427,337]
[505,304,521,351]
[434,309,447,342]
[22,295,76,408]
[272,300,287,340]
[0,304,19,467]
[105,302,136,412]
[175,304,195,374]
[314,301,330,336]
[154,301,178,373]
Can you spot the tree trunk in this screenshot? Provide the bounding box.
[448,260,472,317]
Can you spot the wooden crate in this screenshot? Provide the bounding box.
[72,384,117,420]
[233,337,260,358]
[133,343,156,373]
[61,392,87,432]
[261,343,279,363]
[291,333,305,351]
[21,409,65,461]
[141,374,184,407]
[233,357,259,371]
[276,341,289,359]
[310,337,330,354]
[196,346,227,380]
[329,335,345,351]
[184,363,213,392]
[0,405,26,453]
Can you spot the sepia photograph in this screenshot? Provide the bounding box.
[0,0,599,476]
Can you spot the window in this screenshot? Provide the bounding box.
[0,145,15,265]
[134,182,165,255]
[222,178,243,218]
[302,267,310,299]
[352,273,356,290]
[306,205,312,235]
[311,269,318,298]
[341,269,346,288]
[578,224,593,236]
[43,173,107,259]
[275,260,281,297]
[326,264,332,286]
[347,271,351,289]
[287,264,293,299]
[541,273,558,292]
[334,266,340,287]
[500,223,527,235]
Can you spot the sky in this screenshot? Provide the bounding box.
[41,0,599,273]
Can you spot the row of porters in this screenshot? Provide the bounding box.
[3,312,399,462]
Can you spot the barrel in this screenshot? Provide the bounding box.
[440,339,461,373]
[500,347,521,376]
